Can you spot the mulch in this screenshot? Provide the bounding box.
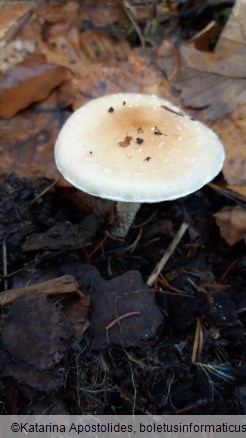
[0,172,245,414]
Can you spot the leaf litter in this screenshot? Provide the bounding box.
[0,0,246,416]
[0,170,245,414]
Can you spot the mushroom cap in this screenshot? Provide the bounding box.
[55,93,225,202]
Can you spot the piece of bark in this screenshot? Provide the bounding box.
[0,275,78,306]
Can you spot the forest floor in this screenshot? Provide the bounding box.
[0,0,246,415]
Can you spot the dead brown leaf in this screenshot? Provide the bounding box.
[0,102,62,178]
[0,39,36,74]
[187,20,220,52]
[0,0,175,178]
[76,0,126,27]
[79,29,131,63]
[214,205,246,245]
[42,27,131,71]
[172,0,246,196]
[0,2,31,39]
[211,104,246,189]
[173,1,246,120]
[0,58,67,118]
[70,45,170,109]
[37,0,79,25]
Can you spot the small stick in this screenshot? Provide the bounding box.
[30,179,60,205]
[104,230,125,242]
[105,311,141,330]
[158,273,194,296]
[128,227,143,253]
[167,46,179,81]
[218,258,239,283]
[3,7,33,45]
[2,238,8,291]
[191,316,203,363]
[117,0,146,47]
[237,307,246,315]
[147,222,188,287]
[88,235,108,260]
[132,211,156,228]
[176,399,210,414]
[0,275,78,306]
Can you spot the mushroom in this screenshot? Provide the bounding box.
[55,93,225,237]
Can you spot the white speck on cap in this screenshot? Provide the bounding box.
[55,93,225,203]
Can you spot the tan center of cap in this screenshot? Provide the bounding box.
[55,93,225,202]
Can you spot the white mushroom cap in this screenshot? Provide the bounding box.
[55,93,225,203]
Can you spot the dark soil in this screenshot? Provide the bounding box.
[0,172,245,415]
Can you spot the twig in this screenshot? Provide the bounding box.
[88,235,108,260]
[218,258,239,283]
[158,273,194,297]
[117,0,146,47]
[132,211,156,228]
[3,7,34,46]
[128,227,143,253]
[30,179,60,205]
[104,230,125,242]
[105,311,141,330]
[208,182,246,206]
[0,275,78,306]
[129,361,137,416]
[2,238,8,291]
[147,222,188,287]
[167,45,179,81]
[191,316,203,363]
[176,399,210,414]
[237,307,246,315]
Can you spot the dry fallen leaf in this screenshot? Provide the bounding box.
[0,100,63,177]
[187,20,220,52]
[76,0,126,26]
[211,103,246,192]
[172,0,246,197]
[0,58,67,118]
[42,27,131,72]
[37,0,79,25]
[214,205,246,245]
[0,2,31,40]
[70,45,170,109]
[173,0,246,121]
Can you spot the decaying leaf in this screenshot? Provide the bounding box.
[173,1,246,121]
[70,45,170,110]
[0,99,63,178]
[211,104,246,190]
[214,205,246,246]
[0,39,36,74]
[0,58,67,118]
[37,0,80,25]
[75,0,126,26]
[42,27,131,72]
[172,0,246,197]
[187,20,220,52]
[78,264,163,350]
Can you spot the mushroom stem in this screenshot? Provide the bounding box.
[110,202,141,237]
